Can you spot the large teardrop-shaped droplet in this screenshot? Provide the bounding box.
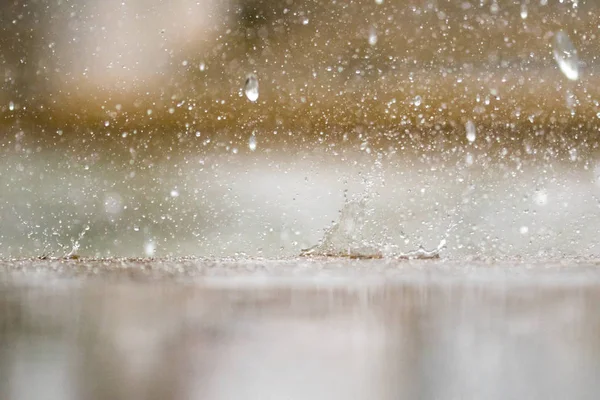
[553,31,579,81]
[244,74,259,102]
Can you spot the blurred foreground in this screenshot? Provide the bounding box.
[1,258,600,400]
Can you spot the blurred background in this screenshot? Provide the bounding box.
[1,0,600,258]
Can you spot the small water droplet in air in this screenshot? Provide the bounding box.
[8,101,14,111]
[249,134,257,151]
[520,226,529,235]
[569,147,578,161]
[199,62,205,71]
[244,74,259,102]
[465,153,474,165]
[133,225,140,232]
[103,192,123,215]
[413,95,422,107]
[144,241,156,257]
[534,191,548,206]
[368,26,378,46]
[170,189,179,198]
[565,90,577,109]
[375,0,383,4]
[553,31,579,81]
[520,3,528,19]
[360,141,371,153]
[465,120,477,143]
[302,18,309,25]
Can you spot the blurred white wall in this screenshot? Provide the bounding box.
[48,0,228,92]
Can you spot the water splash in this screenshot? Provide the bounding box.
[300,154,446,259]
[63,225,90,259]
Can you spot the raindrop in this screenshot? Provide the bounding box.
[553,31,579,81]
[144,241,156,257]
[465,120,477,143]
[8,101,14,111]
[413,95,422,107]
[565,90,577,109]
[244,74,259,102]
[249,134,257,151]
[103,192,123,215]
[199,62,206,71]
[368,26,378,46]
[465,153,474,166]
[520,3,528,19]
[534,191,548,206]
[490,2,499,14]
[569,147,578,161]
[520,226,529,235]
[375,0,383,4]
[170,189,180,198]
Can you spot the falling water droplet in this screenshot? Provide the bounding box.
[249,134,257,151]
[520,3,528,19]
[8,101,14,111]
[490,2,499,14]
[534,190,548,206]
[244,74,259,102]
[413,95,422,107]
[144,241,156,257]
[465,120,477,143]
[368,26,378,46]
[553,31,579,81]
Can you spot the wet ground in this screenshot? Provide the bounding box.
[1,258,600,400]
